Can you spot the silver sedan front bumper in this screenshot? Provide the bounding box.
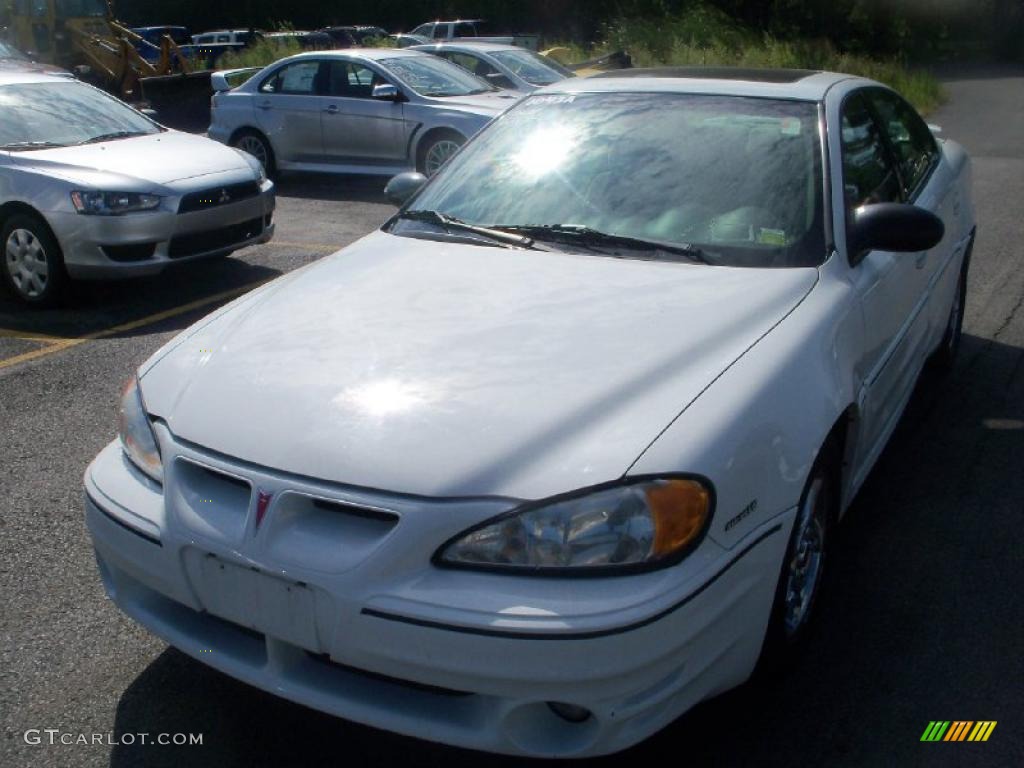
[47,178,275,280]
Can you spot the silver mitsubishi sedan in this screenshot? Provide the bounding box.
[0,71,275,306]
[208,49,521,178]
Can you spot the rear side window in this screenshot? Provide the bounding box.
[867,89,939,199]
[260,61,322,95]
[840,93,902,209]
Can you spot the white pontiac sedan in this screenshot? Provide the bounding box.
[85,69,975,757]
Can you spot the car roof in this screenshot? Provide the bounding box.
[412,41,520,53]
[0,70,74,86]
[283,48,430,63]
[545,67,871,101]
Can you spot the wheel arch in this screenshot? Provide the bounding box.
[413,126,466,168]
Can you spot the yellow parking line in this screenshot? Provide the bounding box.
[0,279,269,371]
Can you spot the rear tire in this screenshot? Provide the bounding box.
[232,130,277,179]
[1,213,67,307]
[931,264,967,371]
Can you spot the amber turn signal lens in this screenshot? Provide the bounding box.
[645,479,710,557]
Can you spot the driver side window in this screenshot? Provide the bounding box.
[840,93,902,210]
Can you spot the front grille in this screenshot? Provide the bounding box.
[178,180,260,213]
[168,217,263,259]
[102,242,157,262]
[306,652,473,697]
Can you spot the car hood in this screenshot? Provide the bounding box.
[141,231,817,500]
[13,131,252,187]
[425,91,520,115]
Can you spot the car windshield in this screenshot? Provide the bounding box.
[0,41,29,60]
[0,82,160,150]
[56,0,108,18]
[379,55,496,97]
[492,49,573,85]
[399,92,826,268]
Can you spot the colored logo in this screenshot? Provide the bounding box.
[255,489,273,529]
[921,721,997,742]
[218,188,231,205]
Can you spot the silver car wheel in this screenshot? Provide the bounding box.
[783,476,825,637]
[424,138,462,176]
[236,135,269,171]
[5,228,49,299]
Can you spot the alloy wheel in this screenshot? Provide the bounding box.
[424,139,462,176]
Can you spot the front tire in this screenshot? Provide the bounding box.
[2,213,67,307]
[759,444,837,668]
[417,131,465,176]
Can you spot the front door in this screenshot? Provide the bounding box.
[842,91,929,465]
[320,60,408,165]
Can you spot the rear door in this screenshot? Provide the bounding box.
[321,59,408,164]
[253,59,327,165]
[841,91,928,461]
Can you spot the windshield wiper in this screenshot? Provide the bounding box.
[77,130,150,145]
[494,224,715,264]
[396,209,539,249]
[0,141,67,151]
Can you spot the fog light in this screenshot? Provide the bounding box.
[547,702,591,723]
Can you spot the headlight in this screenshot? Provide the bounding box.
[235,149,267,183]
[118,376,163,483]
[70,190,162,215]
[436,477,712,574]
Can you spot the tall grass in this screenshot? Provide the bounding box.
[552,7,945,113]
[216,36,304,71]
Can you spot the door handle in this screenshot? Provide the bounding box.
[323,104,339,115]
[257,101,272,111]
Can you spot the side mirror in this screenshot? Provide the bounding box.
[372,83,403,101]
[849,203,944,257]
[385,172,428,205]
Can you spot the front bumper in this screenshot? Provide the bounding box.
[84,433,792,757]
[48,178,275,280]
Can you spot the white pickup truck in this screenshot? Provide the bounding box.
[409,19,539,50]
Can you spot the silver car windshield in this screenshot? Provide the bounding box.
[402,92,826,268]
[0,41,28,60]
[491,49,573,85]
[379,55,496,97]
[0,82,160,150]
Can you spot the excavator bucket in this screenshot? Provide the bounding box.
[140,70,214,131]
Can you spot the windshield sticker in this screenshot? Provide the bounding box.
[758,228,787,246]
[780,117,802,135]
[525,94,576,106]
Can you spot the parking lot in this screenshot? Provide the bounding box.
[1,67,1022,767]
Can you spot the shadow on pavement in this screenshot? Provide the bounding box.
[0,257,280,340]
[274,173,395,205]
[109,333,1023,767]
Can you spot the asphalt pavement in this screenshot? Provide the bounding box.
[1,68,1022,767]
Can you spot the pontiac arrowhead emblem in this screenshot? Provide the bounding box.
[255,489,273,529]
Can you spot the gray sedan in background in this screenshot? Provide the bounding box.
[411,41,576,93]
[208,49,521,177]
[0,72,274,306]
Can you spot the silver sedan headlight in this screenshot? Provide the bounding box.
[118,376,163,483]
[71,191,162,215]
[436,477,713,574]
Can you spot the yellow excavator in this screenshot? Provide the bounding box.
[3,0,211,122]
